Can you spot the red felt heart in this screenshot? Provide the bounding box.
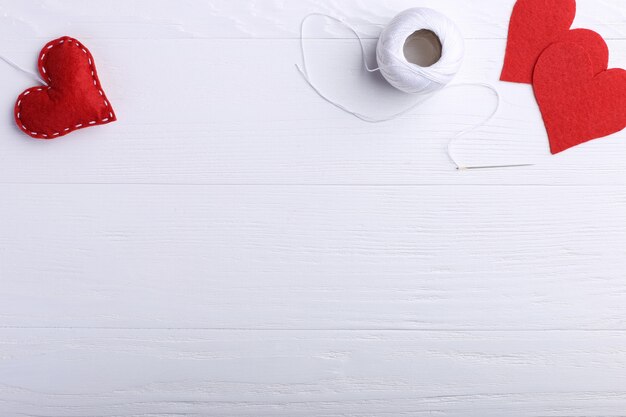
[15,36,116,139]
[500,0,610,83]
[533,42,626,154]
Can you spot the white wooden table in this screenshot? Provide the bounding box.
[1,1,625,415]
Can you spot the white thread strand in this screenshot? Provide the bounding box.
[446,83,534,170]
[297,11,533,170]
[0,55,47,85]
[447,83,500,170]
[296,65,433,123]
[296,11,439,123]
[299,13,380,76]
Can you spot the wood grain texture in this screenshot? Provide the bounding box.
[2,329,626,417]
[0,0,624,40]
[2,184,626,330]
[0,0,625,416]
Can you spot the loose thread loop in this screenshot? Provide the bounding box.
[296,13,534,170]
[446,83,534,170]
[298,13,380,76]
[0,55,48,86]
[296,13,437,123]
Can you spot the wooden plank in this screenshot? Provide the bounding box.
[1,183,625,329]
[1,329,626,416]
[0,39,624,185]
[0,0,624,40]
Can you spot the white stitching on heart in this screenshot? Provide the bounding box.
[15,37,115,139]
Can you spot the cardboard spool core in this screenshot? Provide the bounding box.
[403,29,442,67]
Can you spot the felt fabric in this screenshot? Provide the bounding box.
[503,27,609,80]
[533,42,626,154]
[15,36,116,139]
[501,0,577,83]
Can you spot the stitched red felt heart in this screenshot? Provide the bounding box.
[500,0,609,83]
[15,36,116,139]
[533,42,626,154]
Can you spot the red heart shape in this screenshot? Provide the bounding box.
[533,42,626,154]
[15,36,116,139]
[500,0,609,83]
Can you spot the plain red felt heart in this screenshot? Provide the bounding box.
[15,36,116,139]
[499,0,612,83]
[533,42,626,154]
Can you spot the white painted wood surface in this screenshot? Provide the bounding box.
[0,1,625,415]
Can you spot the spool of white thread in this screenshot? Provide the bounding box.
[376,7,465,94]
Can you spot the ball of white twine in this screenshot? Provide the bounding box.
[376,8,465,94]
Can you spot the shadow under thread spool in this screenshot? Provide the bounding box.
[376,8,465,94]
